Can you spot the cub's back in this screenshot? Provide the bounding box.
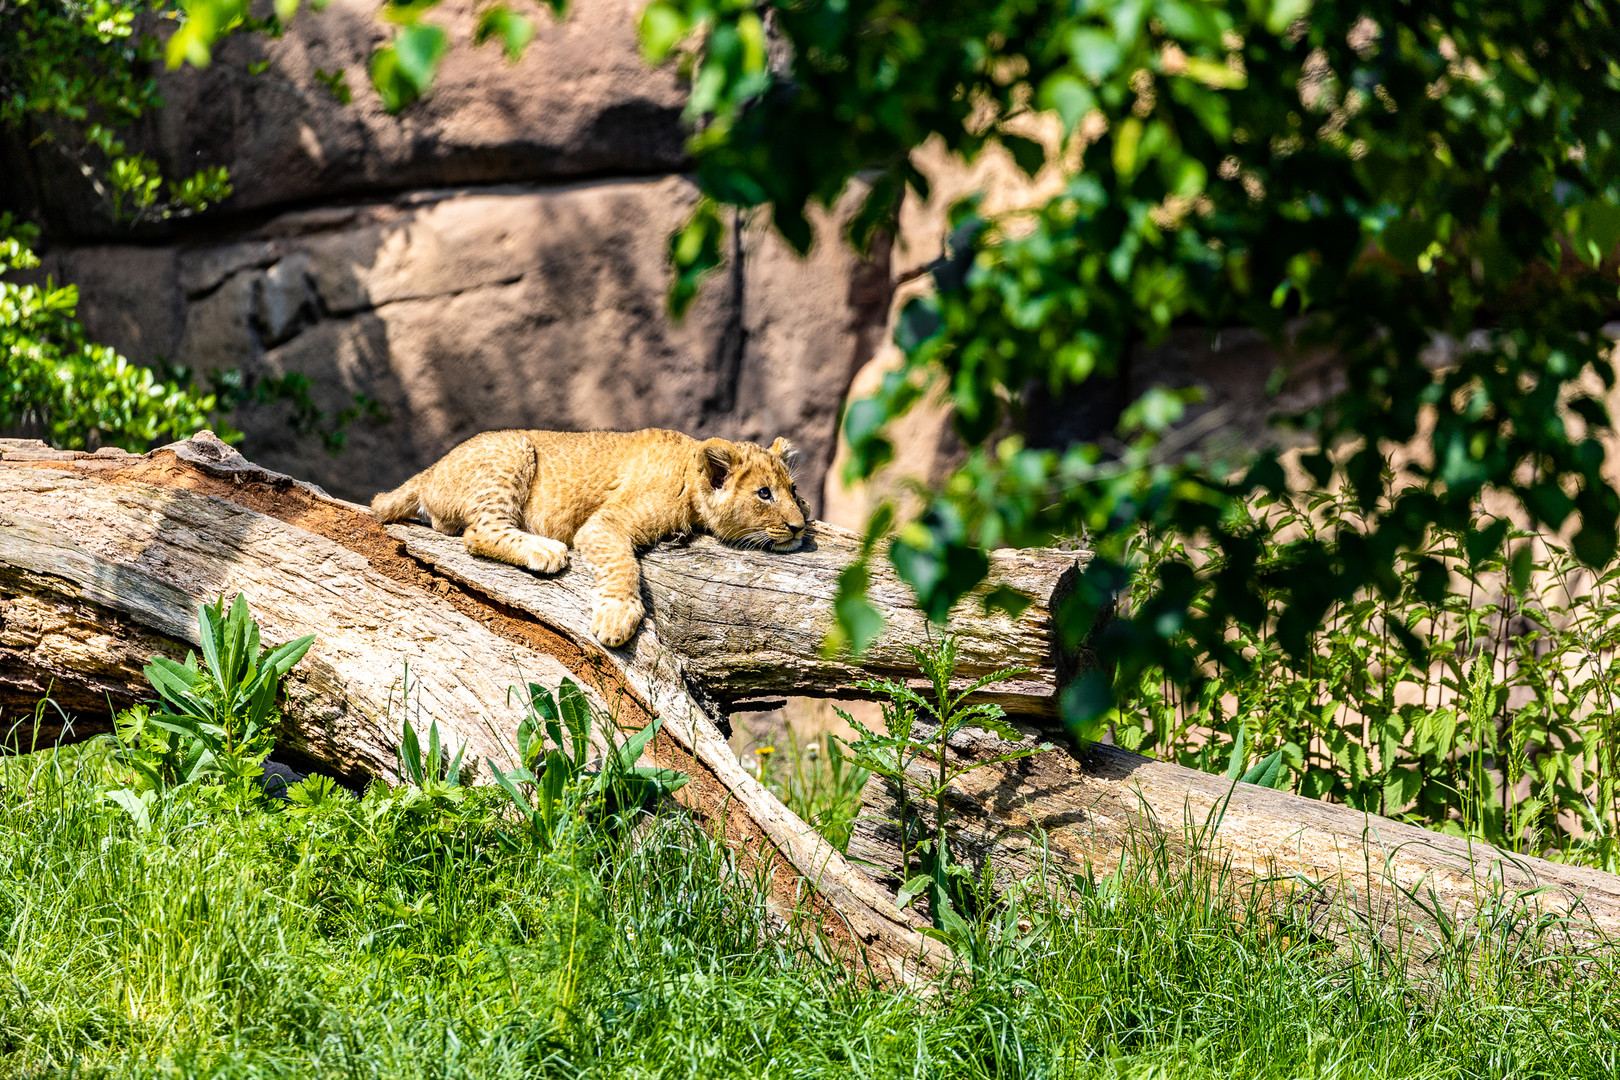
[522,429,696,477]
[518,428,699,540]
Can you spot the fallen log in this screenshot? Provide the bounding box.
[3,432,1052,978]
[2,434,1617,974]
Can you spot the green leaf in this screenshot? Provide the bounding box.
[623,765,691,794]
[1265,0,1312,35]
[931,892,974,942]
[104,788,152,834]
[1573,519,1618,568]
[1509,543,1534,594]
[668,200,726,317]
[474,5,535,62]
[1180,55,1245,89]
[147,709,218,741]
[557,680,593,763]
[1067,28,1123,83]
[1112,116,1145,179]
[393,23,448,93]
[1431,706,1460,758]
[380,0,443,24]
[262,633,315,676]
[540,751,570,834]
[285,774,339,807]
[488,759,535,817]
[1574,200,1620,266]
[1224,724,1248,780]
[143,657,204,714]
[842,398,890,453]
[889,535,989,624]
[369,46,417,112]
[896,873,931,910]
[196,599,226,691]
[527,683,559,723]
[400,719,425,788]
[227,593,253,682]
[1239,749,1288,789]
[614,716,662,770]
[1120,386,1191,435]
[1381,765,1422,812]
[1154,0,1222,45]
[831,562,885,656]
[640,1,688,63]
[895,297,944,349]
[1038,72,1097,132]
[542,711,566,761]
[1464,518,1510,566]
[245,675,278,732]
[1061,671,1114,738]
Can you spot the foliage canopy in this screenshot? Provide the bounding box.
[640,0,1620,734]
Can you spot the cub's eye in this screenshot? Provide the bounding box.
[757,487,774,501]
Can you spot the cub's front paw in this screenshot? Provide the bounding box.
[521,535,569,574]
[590,594,644,647]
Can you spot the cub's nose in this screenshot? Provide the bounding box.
[787,521,805,536]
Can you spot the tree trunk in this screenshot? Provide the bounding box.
[2,434,1617,976]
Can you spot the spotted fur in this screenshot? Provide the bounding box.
[371,429,809,646]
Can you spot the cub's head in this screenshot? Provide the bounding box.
[695,436,810,552]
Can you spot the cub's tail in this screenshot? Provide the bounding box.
[371,477,423,523]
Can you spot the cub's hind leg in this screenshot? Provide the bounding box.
[454,438,569,575]
[470,528,567,574]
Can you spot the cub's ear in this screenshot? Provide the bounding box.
[767,437,799,465]
[697,438,737,489]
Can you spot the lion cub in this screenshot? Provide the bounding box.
[371,429,809,646]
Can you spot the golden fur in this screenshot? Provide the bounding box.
[371,428,810,646]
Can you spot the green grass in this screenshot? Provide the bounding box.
[1,738,1617,1079]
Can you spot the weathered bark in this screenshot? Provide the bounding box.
[845,723,1620,960]
[390,512,1088,721]
[3,434,1618,974]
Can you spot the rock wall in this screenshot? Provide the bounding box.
[6,0,1330,520]
[11,0,888,509]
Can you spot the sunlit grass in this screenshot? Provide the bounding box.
[0,738,1616,1079]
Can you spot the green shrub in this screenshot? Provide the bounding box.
[1115,483,1620,870]
[104,593,312,835]
[1,219,228,450]
[837,635,1050,959]
[488,678,690,853]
